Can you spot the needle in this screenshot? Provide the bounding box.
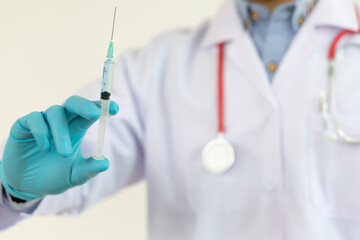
[111,7,117,41]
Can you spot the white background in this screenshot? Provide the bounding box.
[0,0,222,239]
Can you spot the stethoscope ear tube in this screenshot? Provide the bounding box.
[323,60,360,144]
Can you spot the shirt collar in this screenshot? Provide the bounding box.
[237,0,309,32]
[200,0,360,49]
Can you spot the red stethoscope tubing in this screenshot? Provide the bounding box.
[328,6,360,60]
[216,6,360,134]
[217,43,225,134]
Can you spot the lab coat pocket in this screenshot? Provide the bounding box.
[309,113,360,220]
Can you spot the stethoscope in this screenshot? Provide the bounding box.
[201,5,360,175]
[201,43,235,175]
[320,5,360,144]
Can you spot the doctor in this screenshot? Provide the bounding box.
[1,0,360,239]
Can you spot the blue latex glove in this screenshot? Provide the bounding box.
[0,96,119,201]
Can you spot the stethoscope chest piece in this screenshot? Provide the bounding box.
[201,134,235,174]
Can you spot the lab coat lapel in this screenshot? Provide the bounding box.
[201,0,277,107]
[272,0,359,91]
[271,11,318,90]
[227,26,276,107]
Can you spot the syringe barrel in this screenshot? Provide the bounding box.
[94,99,110,160]
[101,59,115,94]
[94,58,114,160]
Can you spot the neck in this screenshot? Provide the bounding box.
[250,0,295,11]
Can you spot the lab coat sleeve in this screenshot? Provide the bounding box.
[0,50,146,228]
[0,140,43,230]
[0,182,39,230]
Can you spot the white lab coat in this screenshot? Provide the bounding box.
[1,0,360,239]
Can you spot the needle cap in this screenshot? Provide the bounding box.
[107,41,114,58]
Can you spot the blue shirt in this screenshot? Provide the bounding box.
[237,0,311,82]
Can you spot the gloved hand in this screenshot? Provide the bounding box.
[0,96,119,201]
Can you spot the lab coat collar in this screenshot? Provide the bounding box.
[200,0,243,49]
[312,0,360,31]
[200,0,360,49]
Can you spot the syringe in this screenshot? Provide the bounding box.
[94,7,117,160]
